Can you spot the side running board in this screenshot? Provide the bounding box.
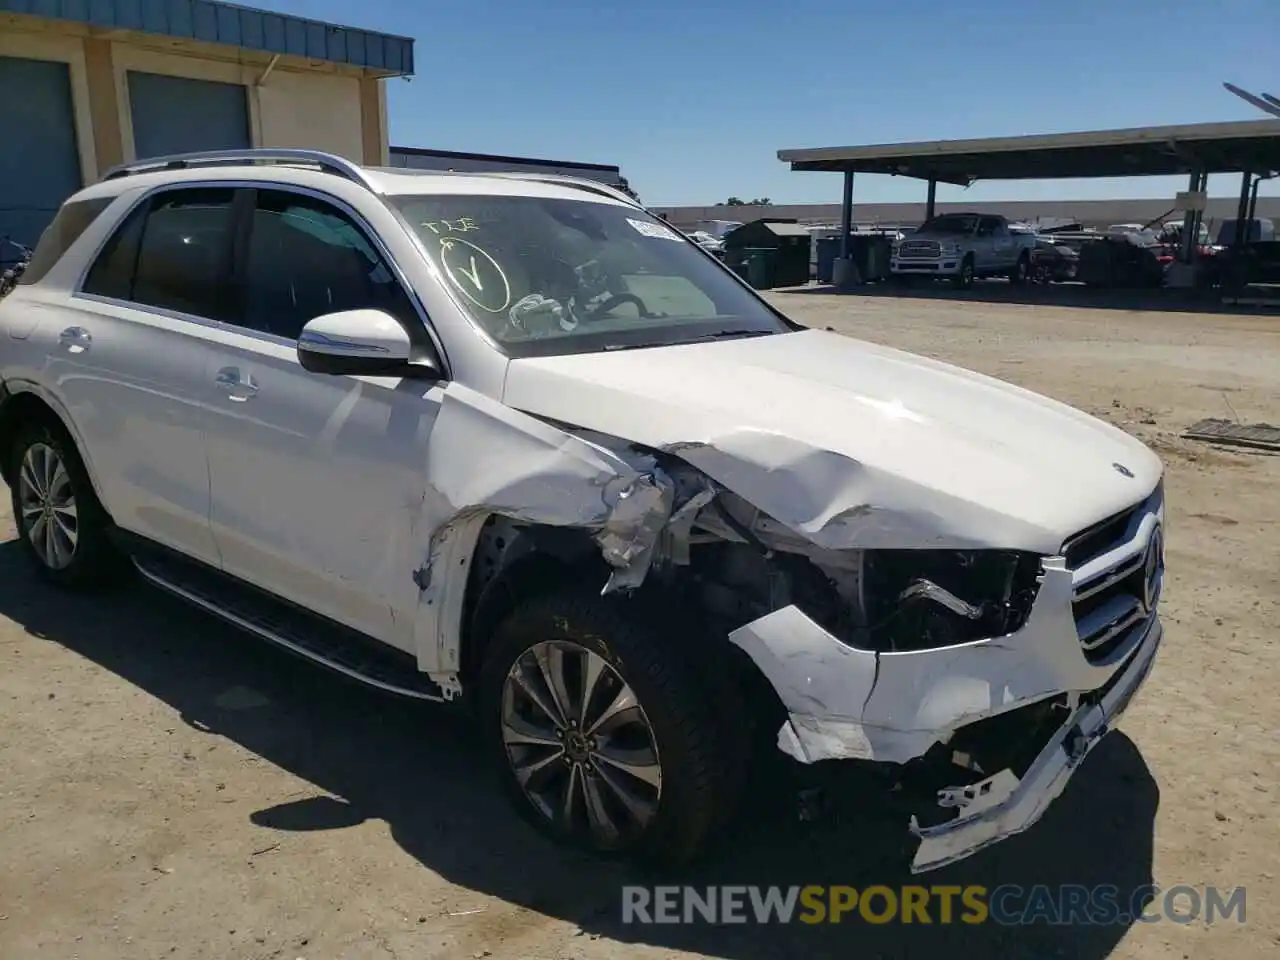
[132,554,445,702]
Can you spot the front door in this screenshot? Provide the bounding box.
[201,187,443,652]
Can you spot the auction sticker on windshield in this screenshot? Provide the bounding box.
[627,218,683,241]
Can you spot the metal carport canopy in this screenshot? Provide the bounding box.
[778,119,1280,185]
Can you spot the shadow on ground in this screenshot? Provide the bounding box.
[0,541,1160,959]
[776,278,1280,316]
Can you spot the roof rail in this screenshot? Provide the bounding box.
[485,172,643,208]
[100,149,379,191]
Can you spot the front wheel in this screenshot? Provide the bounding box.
[479,589,737,866]
[952,255,975,289]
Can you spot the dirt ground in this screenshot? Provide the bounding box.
[1,290,1277,959]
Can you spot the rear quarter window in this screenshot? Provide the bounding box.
[19,196,115,286]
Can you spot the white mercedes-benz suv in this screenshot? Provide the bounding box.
[0,150,1164,872]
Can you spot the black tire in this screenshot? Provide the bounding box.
[478,588,737,867]
[8,418,118,588]
[952,255,975,289]
[1009,252,1030,286]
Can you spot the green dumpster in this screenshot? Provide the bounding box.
[721,220,811,289]
[744,247,776,290]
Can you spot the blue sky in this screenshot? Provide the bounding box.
[254,0,1277,206]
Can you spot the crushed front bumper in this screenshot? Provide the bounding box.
[728,547,1163,873]
[910,612,1160,872]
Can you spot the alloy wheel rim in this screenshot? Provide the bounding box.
[17,443,78,570]
[501,639,663,848]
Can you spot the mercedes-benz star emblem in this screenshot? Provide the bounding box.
[1140,526,1163,614]
[1113,462,1134,478]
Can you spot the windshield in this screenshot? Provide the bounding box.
[919,214,978,235]
[392,195,790,357]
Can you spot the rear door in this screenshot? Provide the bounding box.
[199,186,443,651]
[47,186,245,564]
[973,217,997,269]
[986,217,1015,268]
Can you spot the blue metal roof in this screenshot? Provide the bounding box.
[0,0,414,75]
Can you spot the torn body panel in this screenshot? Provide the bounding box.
[411,386,681,686]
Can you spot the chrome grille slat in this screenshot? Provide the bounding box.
[1073,553,1144,602]
[1077,596,1145,651]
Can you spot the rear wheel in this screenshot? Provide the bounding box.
[8,420,118,588]
[479,589,737,866]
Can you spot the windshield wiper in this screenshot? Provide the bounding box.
[603,329,775,351]
[683,328,776,343]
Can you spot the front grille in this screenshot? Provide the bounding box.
[1065,483,1164,664]
[898,240,940,259]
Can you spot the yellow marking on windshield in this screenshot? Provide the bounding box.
[439,237,511,313]
[421,217,480,235]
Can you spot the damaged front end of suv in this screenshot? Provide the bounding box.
[651,462,1162,872]
[433,392,1165,872]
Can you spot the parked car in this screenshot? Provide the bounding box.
[1214,217,1276,249]
[891,212,1038,288]
[0,150,1165,874]
[1029,237,1080,283]
[685,230,725,257]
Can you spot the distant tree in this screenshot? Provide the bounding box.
[718,196,771,206]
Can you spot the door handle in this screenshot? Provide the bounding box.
[58,327,91,353]
[215,366,259,401]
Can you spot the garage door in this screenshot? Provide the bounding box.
[128,71,250,161]
[0,56,83,250]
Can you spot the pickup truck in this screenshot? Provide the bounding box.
[891,213,1037,288]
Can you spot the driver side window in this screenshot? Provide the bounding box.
[236,189,417,340]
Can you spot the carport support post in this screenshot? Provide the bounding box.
[925,178,937,222]
[1179,168,1206,263]
[1235,170,1253,250]
[839,170,854,259]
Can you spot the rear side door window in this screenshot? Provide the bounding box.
[236,189,417,340]
[82,187,238,321]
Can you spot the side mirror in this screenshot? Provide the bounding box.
[297,309,440,378]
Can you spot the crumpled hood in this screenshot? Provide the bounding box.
[501,329,1163,554]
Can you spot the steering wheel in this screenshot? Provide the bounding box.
[583,292,652,323]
